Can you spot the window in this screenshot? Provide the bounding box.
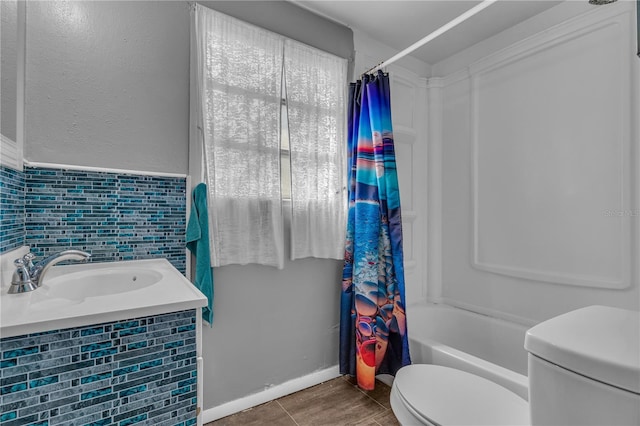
[193,5,347,268]
[280,78,291,201]
[283,39,348,261]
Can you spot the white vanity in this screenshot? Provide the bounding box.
[0,249,207,426]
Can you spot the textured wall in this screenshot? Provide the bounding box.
[199,1,354,77]
[0,165,25,253]
[24,1,190,174]
[0,310,197,426]
[1,0,18,143]
[24,167,186,273]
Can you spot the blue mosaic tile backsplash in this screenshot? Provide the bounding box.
[24,167,186,273]
[0,310,197,426]
[0,166,26,253]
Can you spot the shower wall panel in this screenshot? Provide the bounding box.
[431,2,639,324]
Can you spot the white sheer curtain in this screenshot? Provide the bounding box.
[284,40,348,260]
[194,5,285,268]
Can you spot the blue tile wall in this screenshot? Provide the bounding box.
[0,310,198,426]
[0,166,26,253]
[24,167,186,273]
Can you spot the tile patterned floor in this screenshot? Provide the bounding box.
[207,376,400,426]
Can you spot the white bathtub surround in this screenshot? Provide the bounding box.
[407,302,529,400]
[469,5,632,290]
[0,258,207,337]
[428,0,639,324]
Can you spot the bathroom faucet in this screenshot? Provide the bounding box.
[9,250,92,294]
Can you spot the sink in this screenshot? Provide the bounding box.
[34,267,163,302]
[0,258,207,338]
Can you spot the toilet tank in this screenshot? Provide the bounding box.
[524,305,640,426]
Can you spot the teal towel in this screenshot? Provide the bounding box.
[186,183,214,325]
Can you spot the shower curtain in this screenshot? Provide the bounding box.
[339,71,411,390]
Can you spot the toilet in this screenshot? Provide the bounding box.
[525,305,640,425]
[390,364,529,425]
[390,305,640,426]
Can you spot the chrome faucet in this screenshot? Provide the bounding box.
[9,250,92,294]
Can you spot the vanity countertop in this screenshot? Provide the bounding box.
[0,257,207,338]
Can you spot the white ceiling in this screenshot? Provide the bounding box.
[293,1,564,65]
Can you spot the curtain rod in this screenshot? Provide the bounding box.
[365,0,497,75]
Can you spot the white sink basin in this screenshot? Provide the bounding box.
[34,267,162,302]
[0,258,207,338]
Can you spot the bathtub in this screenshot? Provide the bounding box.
[406,302,530,400]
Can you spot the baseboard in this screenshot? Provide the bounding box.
[202,365,341,423]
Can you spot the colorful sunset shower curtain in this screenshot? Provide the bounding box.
[340,71,411,390]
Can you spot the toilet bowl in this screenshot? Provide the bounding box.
[390,364,529,425]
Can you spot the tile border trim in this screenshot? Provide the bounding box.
[25,161,187,179]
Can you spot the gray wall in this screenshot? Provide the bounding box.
[25,1,191,174]
[207,256,343,406]
[23,0,353,410]
[199,1,354,64]
[1,0,18,142]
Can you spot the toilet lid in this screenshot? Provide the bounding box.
[394,365,529,426]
